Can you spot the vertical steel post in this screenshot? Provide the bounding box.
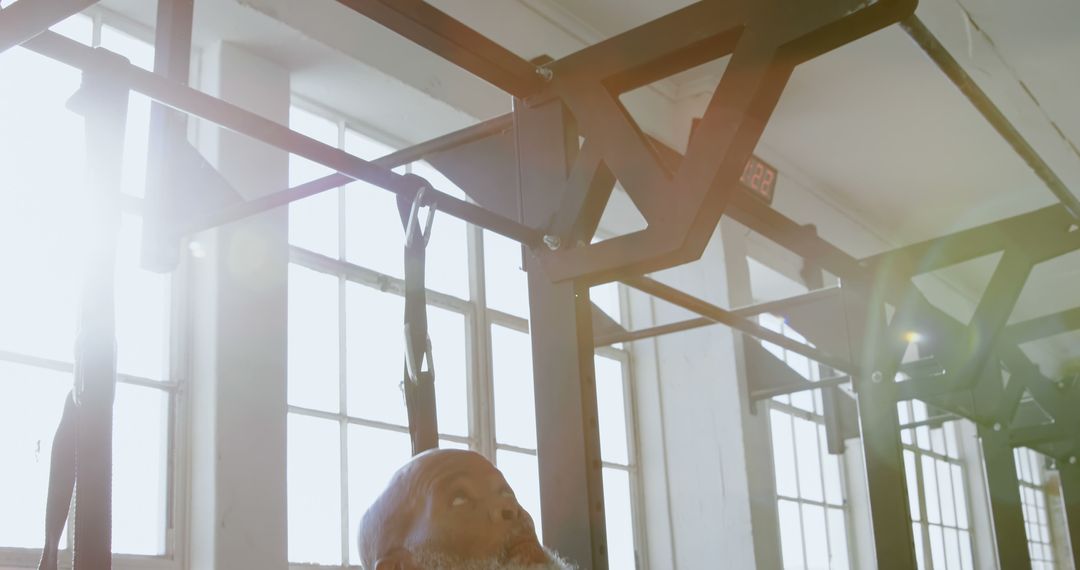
[974,366,1033,569]
[517,97,607,569]
[141,0,193,273]
[1059,457,1080,568]
[841,281,917,569]
[67,56,130,570]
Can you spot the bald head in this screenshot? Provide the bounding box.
[358,449,571,569]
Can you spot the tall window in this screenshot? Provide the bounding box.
[898,400,974,570]
[1015,447,1057,569]
[285,103,643,568]
[0,12,178,566]
[749,258,852,570]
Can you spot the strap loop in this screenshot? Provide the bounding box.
[404,183,437,248]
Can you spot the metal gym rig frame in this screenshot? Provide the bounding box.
[3,0,1080,568]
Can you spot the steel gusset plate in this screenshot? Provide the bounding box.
[526,0,916,284]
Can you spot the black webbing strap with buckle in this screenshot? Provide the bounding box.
[397,175,440,455]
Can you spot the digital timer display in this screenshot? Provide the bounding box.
[738,154,777,205]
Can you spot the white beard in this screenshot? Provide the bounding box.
[411,546,576,570]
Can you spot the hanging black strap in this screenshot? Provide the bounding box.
[38,393,77,570]
[38,54,128,570]
[397,176,440,455]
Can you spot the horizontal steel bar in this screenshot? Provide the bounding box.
[595,286,841,346]
[20,29,543,246]
[749,374,851,402]
[0,0,98,54]
[622,275,854,373]
[900,16,1080,220]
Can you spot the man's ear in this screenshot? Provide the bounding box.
[374,548,418,570]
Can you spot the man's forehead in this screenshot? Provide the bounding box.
[407,450,504,485]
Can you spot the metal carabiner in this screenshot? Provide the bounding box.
[404,183,437,248]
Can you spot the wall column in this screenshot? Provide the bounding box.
[188,42,290,570]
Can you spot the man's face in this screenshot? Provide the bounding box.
[405,452,548,566]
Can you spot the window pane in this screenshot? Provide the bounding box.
[603,468,635,570]
[937,459,956,527]
[345,182,404,278]
[943,527,961,570]
[347,425,411,565]
[826,507,849,570]
[346,284,406,425]
[802,503,829,569]
[904,450,921,521]
[288,264,340,412]
[287,413,342,565]
[0,362,71,548]
[914,523,926,570]
[423,213,469,299]
[929,427,945,455]
[944,422,960,458]
[591,282,621,323]
[951,464,968,529]
[289,187,340,258]
[959,530,973,570]
[116,214,170,380]
[820,425,843,505]
[923,455,941,524]
[777,499,804,569]
[484,231,529,318]
[492,325,536,448]
[0,49,83,363]
[595,355,629,465]
[770,409,798,498]
[496,450,542,540]
[112,384,169,555]
[289,108,340,257]
[928,525,946,570]
[794,416,823,502]
[427,305,468,437]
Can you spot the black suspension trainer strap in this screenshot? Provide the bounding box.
[397,176,440,455]
[39,55,129,570]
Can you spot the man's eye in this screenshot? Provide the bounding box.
[451,495,469,507]
[500,489,514,499]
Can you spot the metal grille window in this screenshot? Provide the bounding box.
[898,400,974,570]
[1014,447,1057,569]
[285,102,643,568]
[0,11,181,568]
